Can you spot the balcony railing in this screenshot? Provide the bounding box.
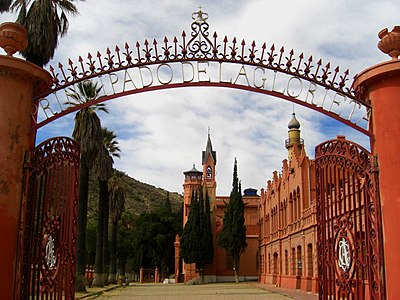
[285,138,304,148]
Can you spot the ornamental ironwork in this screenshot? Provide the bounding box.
[337,237,351,272]
[45,236,57,269]
[315,138,386,300]
[32,7,371,136]
[15,137,79,299]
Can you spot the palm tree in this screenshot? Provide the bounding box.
[0,0,12,12]
[68,80,108,291]
[6,0,81,66]
[108,171,126,284]
[92,128,120,286]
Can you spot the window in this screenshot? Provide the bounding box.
[273,252,278,275]
[307,243,313,277]
[297,246,302,276]
[291,248,296,275]
[285,250,289,275]
[206,166,212,179]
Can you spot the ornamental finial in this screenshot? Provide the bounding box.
[378,26,400,60]
[0,22,28,56]
[192,5,208,24]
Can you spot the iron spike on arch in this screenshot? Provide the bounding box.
[35,7,370,135]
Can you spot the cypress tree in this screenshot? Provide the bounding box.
[196,189,214,283]
[181,190,199,264]
[203,190,214,264]
[164,191,172,212]
[217,158,247,283]
[181,188,214,284]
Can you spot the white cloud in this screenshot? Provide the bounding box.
[1,1,397,195]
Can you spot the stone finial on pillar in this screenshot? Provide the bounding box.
[0,22,28,56]
[378,26,400,60]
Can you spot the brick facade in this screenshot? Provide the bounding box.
[258,114,318,293]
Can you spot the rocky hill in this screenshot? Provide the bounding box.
[87,171,183,221]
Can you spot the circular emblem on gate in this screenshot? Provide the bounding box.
[45,235,57,269]
[337,237,351,272]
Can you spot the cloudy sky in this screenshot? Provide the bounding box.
[1,1,399,195]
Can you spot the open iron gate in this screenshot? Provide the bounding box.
[315,138,386,300]
[16,137,79,299]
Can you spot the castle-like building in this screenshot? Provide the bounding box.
[258,113,318,293]
[177,114,318,291]
[180,133,259,282]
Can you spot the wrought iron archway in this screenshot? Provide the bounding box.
[32,7,371,137]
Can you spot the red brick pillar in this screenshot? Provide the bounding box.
[0,22,51,299]
[174,234,180,283]
[139,267,144,283]
[154,267,159,283]
[353,26,400,299]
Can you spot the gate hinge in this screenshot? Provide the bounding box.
[23,151,33,170]
[370,155,380,173]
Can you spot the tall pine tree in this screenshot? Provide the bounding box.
[181,188,214,283]
[217,158,247,283]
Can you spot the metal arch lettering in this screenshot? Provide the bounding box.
[32,13,371,136]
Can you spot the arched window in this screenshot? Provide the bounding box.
[297,245,302,276]
[268,253,271,274]
[273,252,278,275]
[285,250,289,275]
[206,166,212,179]
[297,187,301,219]
[291,247,296,275]
[289,193,293,223]
[307,243,313,277]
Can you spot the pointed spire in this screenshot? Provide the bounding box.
[202,129,217,165]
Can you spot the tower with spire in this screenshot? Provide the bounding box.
[181,131,217,282]
[182,131,217,225]
[285,113,304,161]
[179,128,259,283]
[202,130,217,204]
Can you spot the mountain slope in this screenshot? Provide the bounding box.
[87,171,183,221]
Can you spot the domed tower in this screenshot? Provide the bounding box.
[182,164,203,225]
[285,113,304,160]
[202,131,217,205]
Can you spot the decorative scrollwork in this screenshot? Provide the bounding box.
[316,137,386,299]
[18,137,80,299]
[38,8,368,112]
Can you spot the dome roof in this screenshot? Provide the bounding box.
[288,113,300,129]
[183,163,202,175]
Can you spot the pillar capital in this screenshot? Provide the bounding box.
[353,59,400,96]
[0,55,52,97]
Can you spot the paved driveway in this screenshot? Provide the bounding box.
[93,282,317,300]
